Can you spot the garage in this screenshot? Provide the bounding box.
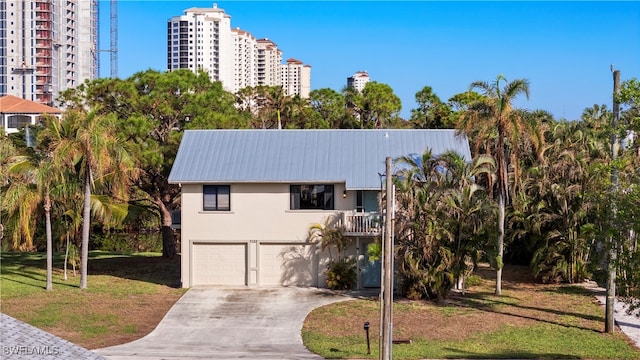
[259,243,317,286]
[191,242,247,286]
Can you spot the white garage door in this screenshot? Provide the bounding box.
[259,244,315,286]
[191,243,246,286]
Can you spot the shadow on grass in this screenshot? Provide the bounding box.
[451,291,603,333]
[0,268,79,290]
[86,254,181,288]
[440,348,581,359]
[1,251,181,289]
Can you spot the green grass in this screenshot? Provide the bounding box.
[303,270,640,359]
[0,251,173,297]
[0,250,186,348]
[304,319,639,359]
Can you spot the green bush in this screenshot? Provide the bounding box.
[91,233,162,254]
[465,274,483,287]
[325,258,357,290]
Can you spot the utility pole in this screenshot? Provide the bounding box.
[380,156,393,359]
[605,68,620,333]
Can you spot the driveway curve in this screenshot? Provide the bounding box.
[94,287,352,360]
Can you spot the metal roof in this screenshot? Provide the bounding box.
[168,129,472,190]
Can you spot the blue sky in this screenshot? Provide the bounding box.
[98,1,639,121]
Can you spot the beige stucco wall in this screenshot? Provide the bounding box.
[181,183,358,240]
[180,182,368,287]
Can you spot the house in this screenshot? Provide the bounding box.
[0,95,62,135]
[168,129,472,288]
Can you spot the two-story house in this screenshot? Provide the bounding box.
[168,129,471,288]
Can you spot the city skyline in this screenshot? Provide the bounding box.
[166,4,311,97]
[98,1,640,120]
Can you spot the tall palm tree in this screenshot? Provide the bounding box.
[0,129,16,244]
[458,75,530,295]
[6,146,58,290]
[39,111,137,289]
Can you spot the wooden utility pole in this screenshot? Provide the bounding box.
[381,157,394,359]
[605,68,621,333]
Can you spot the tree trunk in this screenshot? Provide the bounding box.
[45,194,53,291]
[496,193,505,296]
[80,170,91,289]
[64,234,69,281]
[156,198,176,258]
[162,225,176,257]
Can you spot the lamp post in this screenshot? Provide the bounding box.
[364,321,371,355]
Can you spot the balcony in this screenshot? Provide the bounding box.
[339,211,382,237]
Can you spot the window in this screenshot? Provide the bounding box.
[203,185,230,211]
[290,185,334,210]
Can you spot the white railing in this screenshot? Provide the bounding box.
[341,211,381,236]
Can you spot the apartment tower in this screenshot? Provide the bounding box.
[282,58,310,99]
[1,0,98,105]
[231,27,256,91]
[168,4,310,97]
[255,38,281,88]
[167,4,234,91]
[347,71,370,92]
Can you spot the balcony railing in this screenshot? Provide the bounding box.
[339,211,382,236]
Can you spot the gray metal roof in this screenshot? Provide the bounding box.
[168,129,472,190]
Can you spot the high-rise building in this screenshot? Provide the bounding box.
[282,58,310,98]
[255,38,282,88]
[231,27,256,91]
[1,0,99,106]
[167,4,234,91]
[347,71,370,92]
[168,4,310,98]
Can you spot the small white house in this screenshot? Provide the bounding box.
[0,95,62,134]
[168,129,471,288]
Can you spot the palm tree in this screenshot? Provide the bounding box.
[438,151,495,290]
[39,111,137,289]
[309,216,347,261]
[0,129,16,244]
[394,149,453,300]
[534,121,607,283]
[5,145,58,290]
[458,75,530,295]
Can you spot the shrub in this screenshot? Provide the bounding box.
[325,258,357,290]
[91,232,162,253]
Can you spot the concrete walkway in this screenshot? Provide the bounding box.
[578,280,639,349]
[94,287,351,360]
[595,295,640,348]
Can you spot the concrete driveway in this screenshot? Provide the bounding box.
[94,287,352,360]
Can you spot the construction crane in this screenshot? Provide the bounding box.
[110,0,118,78]
[99,0,118,78]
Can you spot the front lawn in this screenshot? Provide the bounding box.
[303,265,640,359]
[0,251,186,349]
